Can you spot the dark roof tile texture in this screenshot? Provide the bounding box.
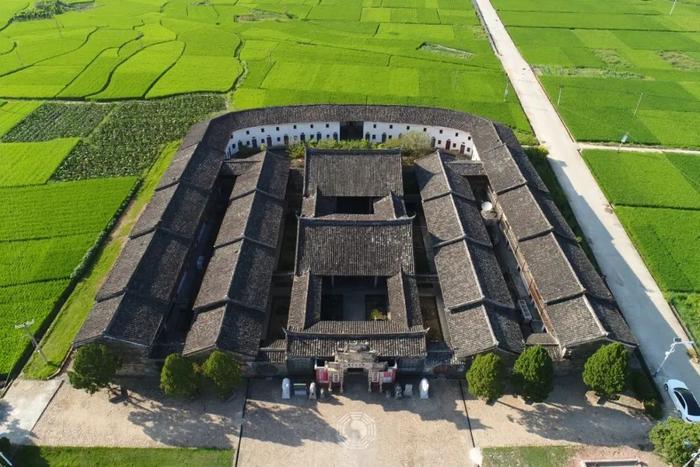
[518,234,584,303]
[194,240,277,311]
[304,149,403,197]
[545,295,606,347]
[297,218,414,276]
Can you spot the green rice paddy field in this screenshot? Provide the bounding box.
[493,0,700,148]
[0,0,533,379]
[0,95,221,379]
[0,0,530,133]
[583,149,700,338]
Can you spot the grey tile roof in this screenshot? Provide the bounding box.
[157,144,222,193]
[387,271,423,328]
[544,295,608,347]
[105,295,169,347]
[96,231,190,304]
[216,192,285,248]
[183,303,266,358]
[479,144,527,194]
[287,272,322,331]
[448,160,486,177]
[493,124,550,194]
[230,150,289,200]
[296,217,415,276]
[588,297,636,345]
[184,150,287,359]
[497,186,554,241]
[518,233,584,303]
[286,330,427,358]
[557,238,613,301]
[304,149,403,197]
[131,183,209,240]
[444,304,497,358]
[194,239,277,311]
[415,152,476,202]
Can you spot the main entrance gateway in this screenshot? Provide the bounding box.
[314,342,397,393]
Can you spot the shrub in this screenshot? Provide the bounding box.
[628,369,662,419]
[512,345,553,402]
[382,130,432,161]
[650,418,700,466]
[202,350,241,399]
[0,437,10,457]
[582,342,629,397]
[68,343,122,394]
[466,352,504,402]
[160,353,199,398]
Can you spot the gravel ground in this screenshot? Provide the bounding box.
[237,376,475,467]
[465,375,653,448]
[30,375,245,448]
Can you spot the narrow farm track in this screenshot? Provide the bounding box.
[473,0,700,394]
[578,142,700,157]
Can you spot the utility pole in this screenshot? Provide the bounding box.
[503,81,509,102]
[633,92,644,117]
[653,337,695,376]
[0,451,13,467]
[670,0,678,15]
[557,85,562,106]
[15,319,47,364]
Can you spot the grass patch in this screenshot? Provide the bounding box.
[670,293,700,344]
[23,141,180,379]
[483,445,578,467]
[12,446,233,467]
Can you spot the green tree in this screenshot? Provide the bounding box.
[650,418,700,466]
[512,345,554,402]
[68,343,121,394]
[0,437,11,457]
[466,352,504,402]
[202,350,242,399]
[160,353,199,398]
[582,342,629,397]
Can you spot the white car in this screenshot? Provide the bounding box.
[665,379,700,423]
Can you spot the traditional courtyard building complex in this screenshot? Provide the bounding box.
[75,105,636,383]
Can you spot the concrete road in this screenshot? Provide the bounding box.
[0,378,62,444]
[473,0,700,394]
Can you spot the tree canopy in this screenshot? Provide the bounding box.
[68,343,121,394]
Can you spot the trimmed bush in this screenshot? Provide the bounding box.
[582,342,629,397]
[202,350,242,399]
[160,353,199,398]
[68,343,122,394]
[650,418,700,466]
[466,352,504,402]
[512,345,553,402]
